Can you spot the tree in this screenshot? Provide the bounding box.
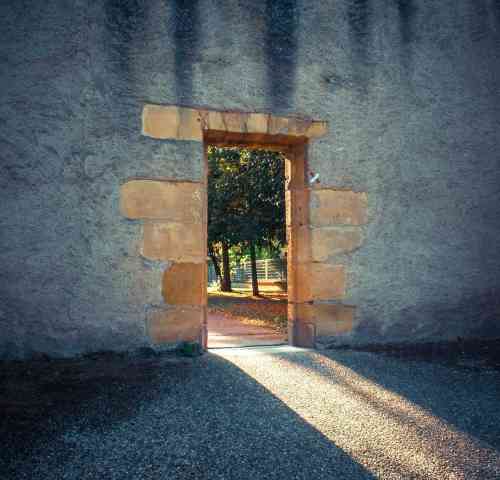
[207,146,286,295]
[234,149,285,295]
[207,147,241,291]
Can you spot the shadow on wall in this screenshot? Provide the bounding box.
[494,1,500,25]
[102,0,422,106]
[347,0,372,57]
[395,0,417,72]
[169,0,301,111]
[396,0,417,46]
[346,0,373,93]
[103,0,149,78]
[346,0,417,86]
[104,0,202,104]
[173,0,200,104]
[265,0,298,112]
[0,352,374,479]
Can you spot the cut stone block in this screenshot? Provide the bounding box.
[294,263,346,302]
[287,226,311,264]
[120,180,203,222]
[203,110,226,131]
[287,303,314,347]
[267,115,290,135]
[291,320,316,348]
[286,256,299,303]
[142,105,203,141]
[316,304,355,336]
[178,107,204,140]
[305,121,329,138]
[310,190,368,226]
[294,303,355,337]
[162,263,205,306]
[285,189,309,227]
[146,306,203,344]
[222,112,248,132]
[285,148,307,188]
[142,222,205,263]
[246,113,269,133]
[311,263,346,300]
[311,227,363,261]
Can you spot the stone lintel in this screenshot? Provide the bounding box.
[142,104,328,141]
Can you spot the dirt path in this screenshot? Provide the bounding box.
[207,312,286,348]
[207,289,287,347]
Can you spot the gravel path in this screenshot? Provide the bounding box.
[2,346,499,479]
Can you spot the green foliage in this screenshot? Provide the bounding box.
[207,146,286,257]
[207,147,243,247]
[176,341,202,357]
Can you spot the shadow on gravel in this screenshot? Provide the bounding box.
[1,350,375,479]
[331,350,500,451]
[275,349,500,452]
[0,351,190,478]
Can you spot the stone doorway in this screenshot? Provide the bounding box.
[120,106,362,352]
[203,130,314,348]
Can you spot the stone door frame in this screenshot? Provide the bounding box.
[203,130,315,347]
[121,105,367,351]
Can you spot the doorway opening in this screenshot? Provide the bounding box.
[206,145,288,348]
[203,130,312,349]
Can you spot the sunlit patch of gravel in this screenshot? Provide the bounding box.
[217,347,500,479]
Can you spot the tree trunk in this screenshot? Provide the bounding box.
[249,241,259,296]
[221,241,232,292]
[208,244,223,287]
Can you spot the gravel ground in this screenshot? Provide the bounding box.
[1,347,499,479]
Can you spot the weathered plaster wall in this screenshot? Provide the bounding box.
[308,0,500,345]
[1,0,500,357]
[0,1,205,357]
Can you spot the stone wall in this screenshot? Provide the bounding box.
[1,0,500,357]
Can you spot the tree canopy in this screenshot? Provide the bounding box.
[207,146,286,293]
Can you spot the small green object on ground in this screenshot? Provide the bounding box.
[177,341,202,357]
